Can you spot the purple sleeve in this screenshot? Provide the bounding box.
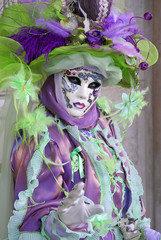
[145,227,161,240]
[11,139,67,233]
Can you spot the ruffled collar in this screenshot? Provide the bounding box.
[39,75,100,130]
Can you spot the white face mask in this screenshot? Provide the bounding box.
[61,68,103,117]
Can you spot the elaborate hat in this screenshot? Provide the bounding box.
[0,0,158,146]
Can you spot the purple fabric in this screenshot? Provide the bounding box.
[145,228,161,240]
[35,19,71,38]
[122,186,132,217]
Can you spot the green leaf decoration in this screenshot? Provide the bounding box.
[0,4,32,37]
[42,0,66,20]
[114,88,148,127]
[110,54,139,89]
[43,156,68,166]
[135,34,159,66]
[14,105,54,146]
[0,37,25,67]
[0,37,26,83]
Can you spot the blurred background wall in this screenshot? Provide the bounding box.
[0,0,160,232]
[102,0,161,231]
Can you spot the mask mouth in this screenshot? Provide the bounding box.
[73,102,86,109]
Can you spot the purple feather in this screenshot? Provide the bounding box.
[112,40,144,60]
[35,19,71,38]
[102,12,138,40]
[10,27,67,64]
[103,22,137,39]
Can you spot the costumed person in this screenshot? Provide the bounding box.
[0,0,160,239]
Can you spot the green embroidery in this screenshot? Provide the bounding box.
[70,146,85,182]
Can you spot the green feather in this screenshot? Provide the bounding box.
[14,105,54,146]
[96,97,111,114]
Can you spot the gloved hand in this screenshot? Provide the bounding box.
[57,182,104,227]
[145,227,161,240]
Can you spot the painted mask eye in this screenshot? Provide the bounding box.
[88,82,101,89]
[67,76,81,86]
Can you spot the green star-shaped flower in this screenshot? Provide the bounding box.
[115,88,148,126]
[10,65,39,111]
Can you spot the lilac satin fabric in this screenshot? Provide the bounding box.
[145,228,161,240]
[10,77,136,238]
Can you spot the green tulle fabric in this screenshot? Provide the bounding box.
[30,46,137,89]
[40,53,123,86]
[0,4,33,37]
[0,0,65,37]
[41,0,67,20]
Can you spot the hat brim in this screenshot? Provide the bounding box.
[30,44,138,88]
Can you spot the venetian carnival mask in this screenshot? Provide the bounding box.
[61,68,103,117]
